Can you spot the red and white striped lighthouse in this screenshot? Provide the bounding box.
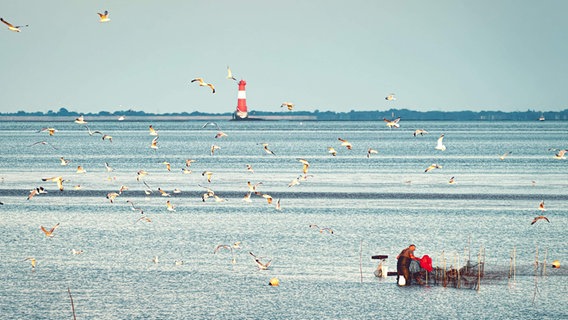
[235,79,248,119]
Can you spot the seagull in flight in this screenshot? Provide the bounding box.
[385,93,396,101]
[413,129,428,137]
[29,141,58,150]
[37,127,58,136]
[338,138,352,150]
[531,215,550,225]
[226,66,237,81]
[383,117,400,128]
[191,78,216,94]
[261,143,276,155]
[367,148,378,158]
[249,252,272,270]
[424,164,442,173]
[553,149,567,160]
[281,102,294,111]
[40,223,60,237]
[74,115,87,124]
[60,157,71,166]
[538,200,546,212]
[327,147,337,156]
[42,176,66,191]
[499,151,512,160]
[149,125,159,136]
[97,10,110,23]
[27,187,47,200]
[1,17,28,32]
[435,134,446,151]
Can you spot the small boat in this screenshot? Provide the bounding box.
[539,114,545,121]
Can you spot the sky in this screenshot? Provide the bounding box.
[1,0,567,114]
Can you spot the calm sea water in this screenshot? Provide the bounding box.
[0,120,566,319]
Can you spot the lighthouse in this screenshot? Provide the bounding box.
[234,79,248,119]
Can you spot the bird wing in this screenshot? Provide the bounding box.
[1,18,14,28]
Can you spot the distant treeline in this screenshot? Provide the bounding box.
[3,107,568,121]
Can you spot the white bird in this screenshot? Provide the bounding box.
[166,200,176,212]
[424,164,442,173]
[327,147,337,156]
[298,159,310,174]
[85,126,103,136]
[413,129,428,137]
[97,10,110,22]
[338,138,352,150]
[531,215,550,225]
[191,78,216,94]
[383,117,400,128]
[104,162,114,172]
[538,200,546,212]
[435,134,446,151]
[249,252,271,270]
[281,102,294,111]
[246,164,254,174]
[150,137,159,150]
[226,66,237,81]
[367,148,378,158]
[74,115,87,124]
[40,223,60,237]
[1,17,28,32]
[553,149,567,160]
[385,93,396,101]
[499,151,512,160]
[261,143,276,155]
[60,157,71,166]
[149,125,159,136]
[37,127,58,136]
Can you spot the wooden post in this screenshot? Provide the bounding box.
[68,287,77,320]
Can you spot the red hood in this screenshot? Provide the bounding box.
[420,255,433,272]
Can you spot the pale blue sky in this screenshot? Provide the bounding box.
[1,0,567,114]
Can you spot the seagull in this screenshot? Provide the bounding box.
[242,192,252,203]
[166,200,176,212]
[246,164,254,174]
[40,223,60,237]
[202,171,213,183]
[448,176,455,184]
[298,159,310,174]
[202,122,220,130]
[157,188,171,197]
[104,162,114,172]
[185,159,196,167]
[106,192,119,203]
[553,149,567,160]
[150,137,159,150]
[76,166,87,174]
[531,215,550,225]
[37,127,58,136]
[42,176,65,191]
[60,157,71,166]
[29,141,58,150]
[136,170,148,181]
[210,144,221,156]
[338,138,352,150]
[136,216,152,223]
[247,181,263,192]
[261,194,273,205]
[143,181,153,195]
[126,200,144,214]
[191,78,216,93]
[249,252,271,270]
[162,161,171,171]
[413,129,428,137]
[181,168,192,174]
[275,199,281,211]
[538,200,546,212]
[97,10,110,23]
[435,134,446,151]
[102,134,113,142]
[424,164,442,173]
[328,147,337,156]
[215,131,228,139]
[281,102,294,111]
[1,18,28,32]
[200,185,215,202]
[226,66,237,81]
[74,115,87,124]
[118,185,128,194]
[261,143,276,155]
[27,187,47,200]
[367,148,378,158]
[85,126,103,136]
[309,224,334,234]
[72,249,84,255]
[288,177,301,187]
[499,151,512,160]
[385,93,396,101]
[24,257,36,269]
[149,125,159,136]
[383,117,401,128]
